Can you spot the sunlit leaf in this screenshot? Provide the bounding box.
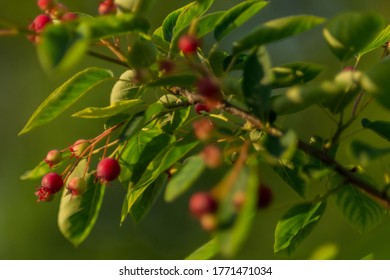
[274,201,327,256]
[19,68,113,135]
[271,62,324,88]
[185,238,219,260]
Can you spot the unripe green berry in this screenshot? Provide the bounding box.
[45,149,62,168]
[70,139,89,158]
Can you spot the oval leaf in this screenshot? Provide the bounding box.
[165,155,206,202]
[233,15,325,54]
[360,25,390,56]
[161,3,191,42]
[323,12,385,61]
[58,163,105,247]
[72,99,145,119]
[186,238,219,260]
[333,181,385,234]
[274,201,327,256]
[19,68,113,135]
[361,118,390,142]
[214,0,268,41]
[363,59,390,110]
[271,62,324,88]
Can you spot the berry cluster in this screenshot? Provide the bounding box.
[28,0,78,43]
[188,183,273,232]
[35,125,122,202]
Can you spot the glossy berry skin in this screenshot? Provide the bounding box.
[96,158,121,183]
[257,184,273,209]
[41,172,64,194]
[67,177,88,196]
[45,149,62,168]
[98,0,116,15]
[178,34,199,54]
[195,103,210,114]
[37,0,56,11]
[29,14,52,33]
[189,192,217,219]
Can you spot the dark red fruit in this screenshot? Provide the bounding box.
[96,158,121,183]
[37,0,56,11]
[159,59,175,74]
[195,103,210,114]
[178,34,199,54]
[44,149,62,168]
[196,77,222,109]
[41,172,64,194]
[67,177,87,196]
[257,184,273,209]
[29,14,52,33]
[98,0,116,15]
[189,192,217,218]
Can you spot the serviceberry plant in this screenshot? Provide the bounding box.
[3,0,390,259]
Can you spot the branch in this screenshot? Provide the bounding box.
[175,87,390,208]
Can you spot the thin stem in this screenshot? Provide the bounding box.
[87,50,129,68]
[100,39,128,64]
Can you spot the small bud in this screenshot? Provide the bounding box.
[67,177,88,196]
[61,12,78,21]
[200,214,218,232]
[44,149,62,168]
[193,118,214,141]
[201,145,222,169]
[98,0,116,15]
[70,139,89,158]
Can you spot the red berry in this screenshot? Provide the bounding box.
[189,192,217,219]
[201,145,222,169]
[257,184,273,209]
[44,149,62,168]
[196,77,222,109]
[67,177,88,196]
[62,12,78,21]
[37,0,56,11]
[193,118,214,141]
[195,103,210,114]
[96,158,121,183]
[29,14,52,33]
[41,172,64,194]
[98,0,116,15]
[178,34,199,54]
[70,139,89,158]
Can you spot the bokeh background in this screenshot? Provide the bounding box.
[1,0,390,259]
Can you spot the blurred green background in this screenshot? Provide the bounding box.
[1,0,390,260]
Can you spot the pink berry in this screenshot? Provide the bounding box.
[70,139,89,158]
[67,177,88,196]
[201,145,222,169]
[62,12,78,21]
[29,14,52,33]
[258,184,273,209]
[96,158,121,183]
[189,192,217,219]
[98,0,116,15]
[41,172,64,194]
[193,118,214,141]
[195,103,210,114]
[44,149,62,168]
[37,0,56,11]
[196,77,222,109]
[178,34,199,54]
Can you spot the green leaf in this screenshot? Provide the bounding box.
[360,25,390,56]
[161,106,191,134]
[58,162,105,247]
[323,12,385,61]
[72,99,145,119]
[350,140,390,166]
[262,130,297,162]
[172,0,214,38]
[242,47,272,119]
[20,151,71,181]
[274,201,327,256]
[128,173,168,223]
[273,151,307,197]
[214,0,269,41]
[38,22,90,73]
[361,118,390,142]
[332,179,385,234]
[233,15,325,54]
[217,166,259,256]
[19,68,113,135]
[271,62,324,88]
[165,155,206,202]
[185,238,219,260]
[362,59,390,110]
[128,39,157,69]
[147,74,197,87]
[161,4,191,42]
